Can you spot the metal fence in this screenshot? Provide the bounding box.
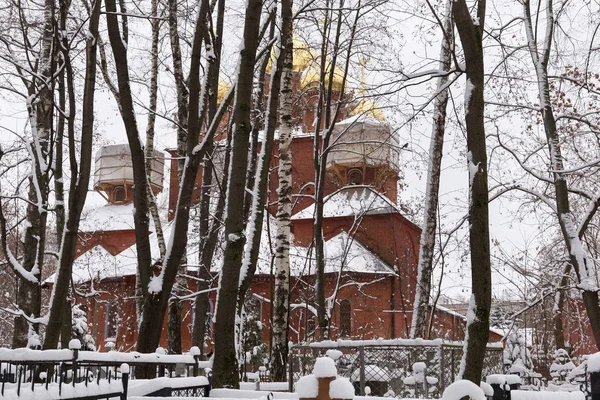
[288,341,504,397]
[0,346,211,399]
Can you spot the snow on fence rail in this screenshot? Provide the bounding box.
[289,339,504,398]
[0,342,211,399]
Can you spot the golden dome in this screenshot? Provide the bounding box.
[349,98,386,121]
[266,37,315,73]
[216,79,231,103]
[300,62,345,91]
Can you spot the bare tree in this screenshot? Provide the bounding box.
[0,0,58,347]
[410,0,453,340]
[44,0,102,349]
[271,0,294,381]
[452,0,491,384]
[520,0,600,349]
[211,0,263,386]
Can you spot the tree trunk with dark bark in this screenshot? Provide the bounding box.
[44,0,101,350]
[105,0,154,338]
[192,0,226,353]
[211,0,263,387]
[452,0,491,385]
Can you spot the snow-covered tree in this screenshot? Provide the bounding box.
[503,332,534,376]
[72,304,96,351]
[549,348,575,383]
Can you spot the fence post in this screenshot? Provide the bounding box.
[120,364,129,400]
[424,366,429,398]
[190,346,201,377]
[289,347,294,393]
[69,339,81,386]
[439,345,445,392]
[451,348,455,382]
[590,370,600,400]
[156,347,166,378]
[359,346,365,396]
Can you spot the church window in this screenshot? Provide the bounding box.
[114,186,125,203]
[347,169,363,185]
[105,301,119,339]
[340,300,351,337]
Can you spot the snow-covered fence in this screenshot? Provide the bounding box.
[0,341,129,400]
[289,339,504,397]
[0,343,211,399]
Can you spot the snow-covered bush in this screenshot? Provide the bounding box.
[550,348,576,383]
[240,294,268,377]
[72,304,96,351]
[503,332,533,376]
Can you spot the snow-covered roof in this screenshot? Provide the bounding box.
[261,231,395,276]
[292,187,399,220]
[335,114,390,127]
[79,203,138,232]
[47,218,171,284]
[58,219,394,286]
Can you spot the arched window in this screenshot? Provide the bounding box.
[347,169,363,185]
[114,186,125,203]
[339,300,351,337]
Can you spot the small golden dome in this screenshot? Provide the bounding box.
[349,98,386,122]
[300,62,345,91]
[266,37,315,73]
[216,79,231,103]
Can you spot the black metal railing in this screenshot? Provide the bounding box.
[0,342,211,399]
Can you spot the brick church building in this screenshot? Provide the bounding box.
[52,43,503,353]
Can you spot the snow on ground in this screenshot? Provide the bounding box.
[1,380,123,400]
[207,389,402,400]
[127,376,209,397]
[512,390,585,400]
[441,380,486,400]
[240,382,290,391]
[210,388,299,398]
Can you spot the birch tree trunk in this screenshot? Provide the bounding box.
[145,0,166,261]
[44,0,101,349]
[10,0,56,348]
[410,0,453,340]
[453,0,491,385]
[212,0,263,387]
[271,0,293,380]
